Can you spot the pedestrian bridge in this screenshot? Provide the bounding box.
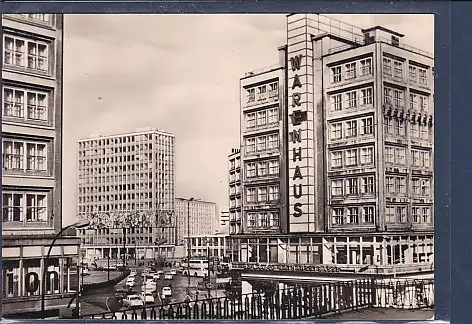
[80,278,434,320]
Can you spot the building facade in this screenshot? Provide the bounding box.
[175,198,217,245]
[2,14,80,318]
[230,14,434,293]
[228,148,242,235]
[217,206,230,235]
[184,234,230,260]
[76,128,176,260]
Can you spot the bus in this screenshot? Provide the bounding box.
[181,257,209,277]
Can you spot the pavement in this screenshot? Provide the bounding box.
[82,269,122,285]
[323,307,434,320]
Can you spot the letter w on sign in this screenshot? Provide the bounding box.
[290,55,303,71]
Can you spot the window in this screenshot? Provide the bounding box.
[332,208,344,225]
[4,36,25,67]
[268,160,279,175]
[385,147,394,163]
[331,66,341,83]
[267,134,278,150]
[384,87,392,104]
[246,188,256,203]
[345,62,356,79]
[409,66,417,82]
[247,88,255,103]
[4,36,49,72]
[246,113,255,128]
[360,88,373,106]
[331,123,342,140]
[331,151,342,168]
[360,147,373,165]
[394,147,406,165]
[257,110,267,126]
[3,192,47,223]
[346,91,357,108]
[246,138,255,153]
[360,58,372,76]
[418,68,428,85]
[267,108,278,124]
[258,187,267,202]
[386,176,394,194]
[269,82,278,98]
[419,95,429,112]
[3,87,48,121]
[421,179,431,196]
[257,85,267,101]
[3,140,47,172]
[395,177,406,195]
[346,178,358,195]
[386,206,395,223]
[397,206,407,223]
[420,151,430,168]
[411,150,420,167]
[246,162,256,178]
[419,124,429,140]
[412,178,420,195]
[257,161,267,177]
[410,93,418,110]
[345,149,357,166]
[257,136,266,151]
[331,180,343,196]
[393,61,403,79]
[268,186,278,201]
[331,94,342,111]
[363,206,374,223]
[346,208,359,224]
[346,120,357,138]
[360,117,373,135]
[361,176,374,194]
[383,57,392,75]
[412,207,420,223]
[421,207,431,223]
[248,213,256,227]
[395,119,405,136]
[393,89,404,107]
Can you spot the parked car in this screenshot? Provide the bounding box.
[141,292,155,304]
[161,286,172,298]
[123,295,144,308]
[164,273,173,280]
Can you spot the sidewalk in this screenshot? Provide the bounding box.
[324,308,434,320]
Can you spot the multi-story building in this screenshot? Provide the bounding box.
[240,62,286,236]
[175,198,216,245]
[2,14,81,318]
[185,234,230,260]
[217,206,230,235]
[76,128,176,260]
[228,148,242,235]
[230,14,434,294]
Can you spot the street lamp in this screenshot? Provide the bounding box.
[185,198,195,289]
[41,219,90,319]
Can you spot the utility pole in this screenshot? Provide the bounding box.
[122,227,126,271]
[187,198,194,287]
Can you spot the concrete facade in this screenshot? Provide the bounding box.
[175,198,217,245]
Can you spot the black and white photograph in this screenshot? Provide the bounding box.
[2,13,435,320]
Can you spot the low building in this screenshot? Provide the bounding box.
[184,234,231,260]
[175,198,217,245]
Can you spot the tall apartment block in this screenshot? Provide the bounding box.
[230,14,434,294]
[228,148,241,235]
[76,128,177,260]
[2,14,80,318]
[175,198,217,245]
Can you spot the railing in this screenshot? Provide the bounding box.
[81,278,433,320]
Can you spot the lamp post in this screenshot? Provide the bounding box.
[186,198,194,287]
[41,220,90,319]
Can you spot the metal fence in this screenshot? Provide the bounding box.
[81,278,433,320]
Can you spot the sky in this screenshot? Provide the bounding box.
[62,14,434,226]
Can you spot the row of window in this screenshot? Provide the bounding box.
[229,157,241,170]
[384,117,432,139]
[385,146,431,168]
[3,140,48,173]
[4,35,49,73]
[385,206,432,224]
[246,82,278,103]
[246,186,279,204]
[383,56,429,86]
[330,146,374,168]
[245,159,279,178]
[330,58,372,83]
[330,87,373,111]
[245,108,278,129]
[79,146,173,157]
[247,212,279,228]
[78,204,173,213]
[3,86,49,122]
[245,134,279,153]
[3,192,47,223]
[331,177,375,197]
[384,86,430,111]
[78,135,173,148]
[385,176,432,196]
[10,14,53,25]
[330,116,374,140]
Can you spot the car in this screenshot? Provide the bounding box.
[153,273,160,281]
[144,283,157,293]
[164,273,173,280]
[130,270,137,276]
[126,278,136,287]
[169,269,177,276]
[114,288,128,300]
[157,270,164,275]
[123,295,144,308]
[141,292,155,304]
[161,286,172,298]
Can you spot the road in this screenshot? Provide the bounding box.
[80,266,205,316]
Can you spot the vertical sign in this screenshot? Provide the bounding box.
[287,15,316,232]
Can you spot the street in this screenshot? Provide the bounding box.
[80,266,215,316]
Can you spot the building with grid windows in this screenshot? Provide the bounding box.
[2,14,81,319]
[76,128,176,260]
[229,14,434,294]
[175,198,217,245]
[228,148,242,235]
